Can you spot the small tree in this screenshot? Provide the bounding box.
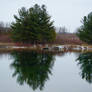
[11,4,56,44]
[77,12,92,44]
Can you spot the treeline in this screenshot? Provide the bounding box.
[0,22,11,34]
[0,21,70,35]
[55,26,69,34]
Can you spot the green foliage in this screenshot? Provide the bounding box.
[77,12,92,44]
[10,50,55,90]
[11,4,56,44]
[76,52,92,83]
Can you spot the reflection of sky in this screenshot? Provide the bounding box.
[0,52,92,92]
[0,0,92,32]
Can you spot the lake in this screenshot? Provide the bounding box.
[0,51,92,92]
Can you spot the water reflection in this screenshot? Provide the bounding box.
[10,51,55,90]
[77,52,92,83]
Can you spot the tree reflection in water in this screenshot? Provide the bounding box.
[77,52,92,83]
[10,51,55,90]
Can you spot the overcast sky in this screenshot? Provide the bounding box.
[0,0,92,32]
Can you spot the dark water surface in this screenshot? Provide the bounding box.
[0,51,92,92]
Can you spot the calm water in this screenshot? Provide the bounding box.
[0,51,92,92]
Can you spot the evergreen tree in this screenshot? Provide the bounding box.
[11,4,56,44]
[77,12,92,44]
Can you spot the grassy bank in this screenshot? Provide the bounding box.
[0,33,83,45]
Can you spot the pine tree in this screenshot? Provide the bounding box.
[11,4,56,44]
[77,12,92,44]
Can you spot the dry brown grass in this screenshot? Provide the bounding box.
[0,33,90,46]
[55,33,83,45]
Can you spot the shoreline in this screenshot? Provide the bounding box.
[0,43,92,53]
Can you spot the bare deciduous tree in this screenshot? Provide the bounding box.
[0,22,11,34]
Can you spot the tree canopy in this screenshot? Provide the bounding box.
[77,12,92,44]
[11,4,56,44]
